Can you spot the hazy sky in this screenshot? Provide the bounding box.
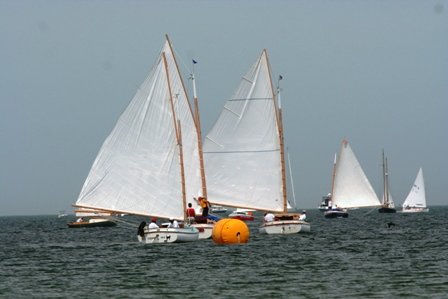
[1,0,447,216]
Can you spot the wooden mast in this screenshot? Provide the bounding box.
[264,49,288,213]
[191,62,208,198]
[162,51,187,221]
[165,34,207,201]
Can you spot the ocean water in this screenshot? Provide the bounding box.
[1,207,447,298]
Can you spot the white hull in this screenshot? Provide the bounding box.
[138,227,199,244]
[401,207,429,213]
[259,220,311,235]
[191,223,214,239]
[211,206,228,213]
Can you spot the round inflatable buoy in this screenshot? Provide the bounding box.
[212,218,249,244]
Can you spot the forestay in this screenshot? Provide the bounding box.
[75,40,202,220]
[203,50,284,212]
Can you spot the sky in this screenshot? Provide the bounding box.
[1,0,447,216]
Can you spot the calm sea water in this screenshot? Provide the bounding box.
[1,207,447,298]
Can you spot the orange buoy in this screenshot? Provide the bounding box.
[212,218,250,244]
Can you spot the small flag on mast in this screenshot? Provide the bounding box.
[192,59,197,64]
[279,75,283,80]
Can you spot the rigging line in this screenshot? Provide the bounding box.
[363,208,376,216]
[171,44,192,78]
[106,216,141,228]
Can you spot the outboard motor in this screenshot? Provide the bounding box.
[137,221,146,237]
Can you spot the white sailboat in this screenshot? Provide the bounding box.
[203,49,310,234]
[378,150,396,213]
[402,168,428,213]
[74,35,205,243]
[324,139,381,218]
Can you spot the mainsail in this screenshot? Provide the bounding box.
[402,168,426,208]
[203,50,284,212]
[332,139,381,209]
[75,37,202,220]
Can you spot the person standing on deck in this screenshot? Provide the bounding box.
[186,202,196,224]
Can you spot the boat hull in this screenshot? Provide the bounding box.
[324,209,349,218]
[259,220,310,234]
[228,211,254,221]
[318,206,330,212]
[378,207,396,213]
[191,223,214,239]
[229,214,254,221]
[138,227,199,244]
[67,218,116,228]
[211,206,228,214]
[401,208,429,213]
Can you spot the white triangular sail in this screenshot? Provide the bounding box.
[332,140,381,208]
[402,168,426,208]
[203,50,284,212]
[75,38,202,220]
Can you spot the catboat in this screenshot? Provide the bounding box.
[324,139,380,218]
[203,50,310,234]
[73,35,218,243]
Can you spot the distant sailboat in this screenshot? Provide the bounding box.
[378,150,396,213]
[67,207,117,228]
[73,35,207,242]
[324,139,381,218]
[203,49,310,234]
[228,208,255,221]
[57,210,68,218]
[319,153,336,212]
[402,168,428,213]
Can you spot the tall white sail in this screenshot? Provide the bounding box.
[332,140,380,208]
[402,168,426,208]
[75,38,202,220]
[203,50,284,212]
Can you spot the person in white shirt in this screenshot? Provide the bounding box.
[148,218,159,229]
[299,210,307,221]
[168,218,179,228]
[264,212,275,222]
